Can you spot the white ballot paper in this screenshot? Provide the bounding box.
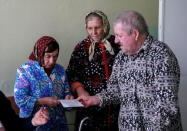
[59,99,84,108]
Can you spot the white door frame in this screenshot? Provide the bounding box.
[158,0,165,41]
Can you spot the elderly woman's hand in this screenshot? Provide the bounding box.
[36,97,60,107]
[65,95,74,100]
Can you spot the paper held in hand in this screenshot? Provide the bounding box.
[59,99,84,108]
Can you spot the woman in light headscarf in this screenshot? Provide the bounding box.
[66,10,120,131]
[14,36,73,131]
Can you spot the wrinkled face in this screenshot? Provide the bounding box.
[114,22,137,55]
[86,17,104,42]
[43,49,58,69]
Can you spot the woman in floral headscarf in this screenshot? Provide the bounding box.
[14,36,73,131]
[66,10,120,131]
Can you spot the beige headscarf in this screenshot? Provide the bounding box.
[86,10,114,61]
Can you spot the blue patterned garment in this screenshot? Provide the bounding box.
[98,35,183,131]
[14,60,72,131]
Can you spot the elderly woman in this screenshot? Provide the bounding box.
[66,10,120,131]
[14,36,73,131]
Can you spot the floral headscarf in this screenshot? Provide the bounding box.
[85,10,114,61]
[29,36,56,65]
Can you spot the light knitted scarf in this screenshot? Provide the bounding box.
[89,36,114,61]
[86,10,114,61]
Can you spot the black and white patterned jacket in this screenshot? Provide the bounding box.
[98,35,183,131]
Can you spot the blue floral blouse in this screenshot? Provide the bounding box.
[14,60,72,131]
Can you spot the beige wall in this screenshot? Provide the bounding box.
[0,0,158,96]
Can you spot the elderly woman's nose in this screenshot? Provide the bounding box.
[49,57,56,64]
[92,29,97,34]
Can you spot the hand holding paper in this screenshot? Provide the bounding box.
[76,95,101,108]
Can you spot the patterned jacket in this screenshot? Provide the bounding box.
[98,35,183,131]
[66,35,120,130]
[14,60,71,131]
